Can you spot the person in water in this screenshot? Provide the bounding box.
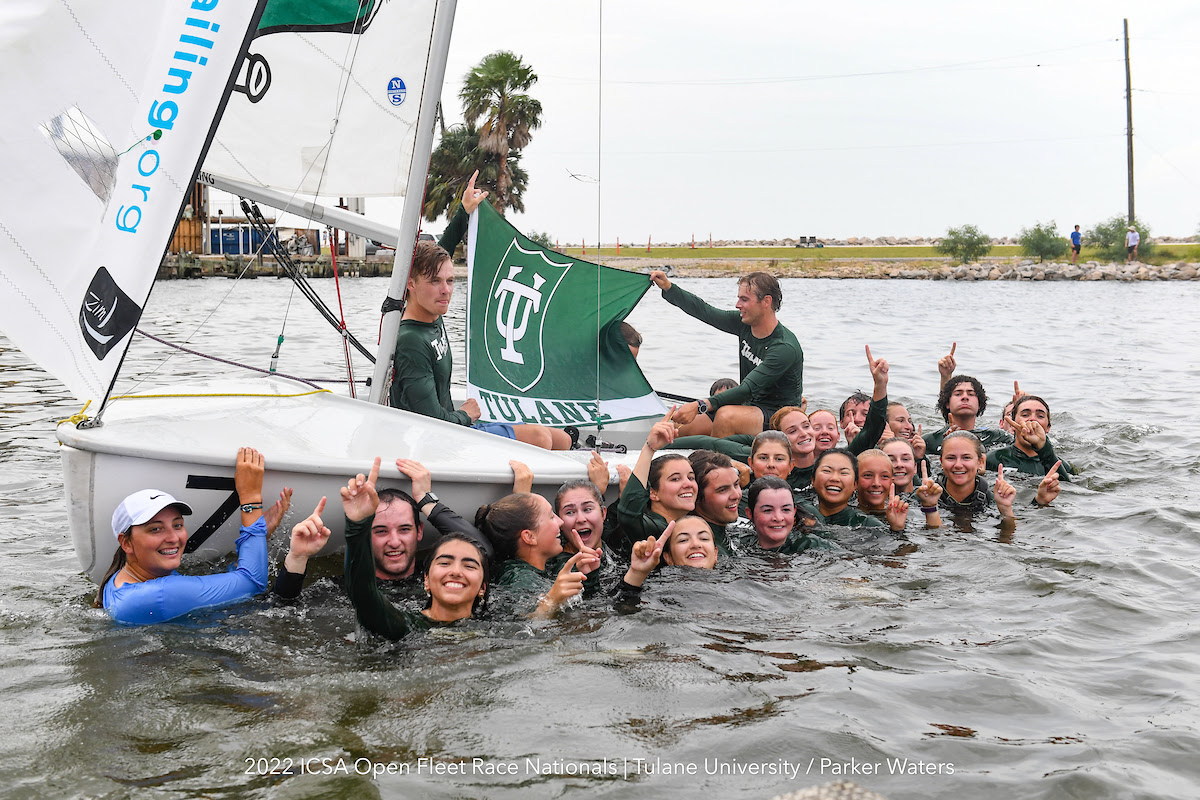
[661,515,719,569]
[98,447,287,624]
[810,448,899,531]
[389,172,569,450]
[935,432,1017,522]
[478,492,602,618]
[342,459,492,639]
[924,374,1012,455]
[687,450,742,555]
[986,394,1073,482]
[852,448,914,531]
[771,406,817,492]
[615,409,697,557]
[649,270,803,438]
[735,476,828,554]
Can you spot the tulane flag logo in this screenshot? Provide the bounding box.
[483,242,571,392]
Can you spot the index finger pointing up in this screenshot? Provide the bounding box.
[367,456,381,484]
[865,344,874,365]
[949,342,956,356]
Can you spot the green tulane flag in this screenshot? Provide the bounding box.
[466,203,664,428]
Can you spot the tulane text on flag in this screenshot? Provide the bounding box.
[465,204,663,427]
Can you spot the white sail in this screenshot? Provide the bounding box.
[0,0,264,404]
[205,0,438,198]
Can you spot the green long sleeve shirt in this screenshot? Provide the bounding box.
[986,442,1073,480]
[661,284,803,413]
[344,515,439,641]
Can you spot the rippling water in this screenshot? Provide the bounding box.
[2,277,1198,799]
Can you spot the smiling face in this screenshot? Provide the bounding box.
[371,499,422,581]
[777,411,815,461]
[841,400,869,430]
[649,456,697,516]
[751,488,796,549]
[528,494,565,561]
[855,454,894,512]
[405,257,454,322]
[663,517,718,569]
[423,537,486,619]
[557,487,606,550]
[813,452,856,513]
[808,411,841,453]
[882,440,917,491]
[751,441,793,479]
[121,507,188,578]
[940,437,982,492]
[696,466,742,525]
[734,283,772,327]
[886,405,914,438]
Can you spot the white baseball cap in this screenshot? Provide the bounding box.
[111,490,193,540]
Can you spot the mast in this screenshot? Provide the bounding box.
[367,0,458,404]
[1124,18,1134,225]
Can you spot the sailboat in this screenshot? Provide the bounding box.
[0,0,664,583]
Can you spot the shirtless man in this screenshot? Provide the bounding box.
[649,270,803,438]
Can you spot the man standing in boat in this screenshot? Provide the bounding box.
[648,270,803,438]
[389,173,570,450]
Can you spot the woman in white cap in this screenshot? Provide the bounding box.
[95,447,288,624]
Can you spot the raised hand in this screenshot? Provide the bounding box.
[1036,461,1062,506]
[626,524,672,586]
[799,396,808,414]
[1011,380,1023,409]
[841,414,862,442]
[341,457,381,523]
[537,552,601,616]
[649,407,680,450]
[234,446,265,504]
[263,487,294,536]
[994,463,1016,518]
[912,424,927,460]
[616,464,632,495]
[649,270,672,291]
[938,342,957,381]
[885,485,909,531]
[567,531,602,575]
[866,344,889,393]
[395,458,433,504]
[289,497,332,559]
[587,451,610,495]
[460,169,489,214]
[915,460,943,507]
[509,459,534,494]
[1020,419,1047,451]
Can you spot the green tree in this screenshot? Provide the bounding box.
[423,123,528,222]
[460,51,542,214]
[1084,215,1154,262]
[526,231,554,249]
[936,224,992,264]
[1018,220,1069,263]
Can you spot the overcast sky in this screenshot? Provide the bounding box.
[214,1,1200,245]
[430,0,1200,243]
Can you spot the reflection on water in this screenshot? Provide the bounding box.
[2,279,1200,798]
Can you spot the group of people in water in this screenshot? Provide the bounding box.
[96,217,1075,635]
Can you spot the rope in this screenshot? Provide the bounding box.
[134,328,328,389]
[57,400,92,426]
[109,389,330,401]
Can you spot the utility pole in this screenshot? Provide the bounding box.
[1124,18,1135,225]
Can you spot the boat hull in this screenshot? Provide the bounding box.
[58,377,630,582]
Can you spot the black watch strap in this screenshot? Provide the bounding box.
[416,492,439,508]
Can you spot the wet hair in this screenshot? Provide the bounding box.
[751,430,791,458]
[687,450,735,502]
[838,391,871,423]
[474,493,542,563]
[554,479,603,512]
[768,405,807,431]
[738,272,782,311]
[94,534,130,608]
[619,321,642,349]
[941,430,985,459]
[814,447,859,479]
[663,514,714,565]
[880,436,917,460]
[647,453,691,492]
[746,476,792,514]
[856,448,893,476]
[409,240,451,284]
[709,377,737,395]
[885,401,909,418]
[807,408,837,426]
[1011,394,1051,426]
[937,375,988,422]
[422,532,490,615]
[377,488,421,526]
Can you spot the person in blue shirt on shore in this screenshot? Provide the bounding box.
[1069,224,1082,265]
[96,447,288,625]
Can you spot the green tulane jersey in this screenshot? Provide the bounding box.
[390,318,471,425]
[662,284,803,411]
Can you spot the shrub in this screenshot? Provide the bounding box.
[1018,220,1069,263]
[1084,216,1154,262]
[527,230,554,250]
[935,224,992,265]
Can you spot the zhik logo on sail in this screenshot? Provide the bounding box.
[483,244,571,393]
[78,267,140,359]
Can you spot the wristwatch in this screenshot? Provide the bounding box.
[416,491,439,508]
[696,399,709,415]
[240,502,263,513]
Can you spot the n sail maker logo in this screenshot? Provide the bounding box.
[483,242,572,392]
[78,267,141,359]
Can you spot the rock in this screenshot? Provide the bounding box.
[1033,269,1045,280]
[987,268,1002,280]
[1178,265,1198,279]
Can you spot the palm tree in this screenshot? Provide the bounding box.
[459,51,542,214]
[423,123,528,223]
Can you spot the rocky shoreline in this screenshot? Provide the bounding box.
[602,256,1200,281]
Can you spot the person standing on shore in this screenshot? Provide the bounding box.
[648,270,803,438]
[1069,225,1082,265]
[1126,226,1140,263]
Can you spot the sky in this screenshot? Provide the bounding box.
[218,1,1200,244]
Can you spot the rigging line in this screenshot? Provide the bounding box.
[310,0,373,204]
[595,0,603,415]
[1135,134,1200,190]
[133,328,325,390]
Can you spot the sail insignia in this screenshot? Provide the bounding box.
[40,107,118,206]
[78,267,140,360]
